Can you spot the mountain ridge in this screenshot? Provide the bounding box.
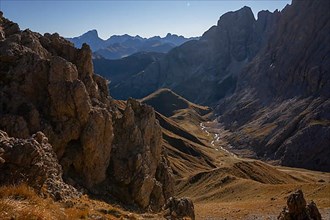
[97,1,330,171]
[67,30,199,59]
[109,6,280,103]
[0,5,329,219]
[216,0,330,171]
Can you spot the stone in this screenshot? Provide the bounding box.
[306,201,322,220]
[163,197,195,220]
[287,190,306,214]
[278,190,322,220]
[108,98,173,211]
[80,108,113,187]
[0,130,80,200]
[0,13,174,210]
[215,0,330,172]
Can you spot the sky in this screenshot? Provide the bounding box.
[0,0,291,39]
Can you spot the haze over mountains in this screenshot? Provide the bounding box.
[67,30,199,59]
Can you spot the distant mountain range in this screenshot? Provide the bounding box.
[67,30,199,59]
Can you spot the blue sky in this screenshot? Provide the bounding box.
[0,0,291,39]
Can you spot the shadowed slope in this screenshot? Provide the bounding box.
[141,88,211,118]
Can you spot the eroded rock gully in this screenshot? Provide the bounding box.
[0,12,174,211]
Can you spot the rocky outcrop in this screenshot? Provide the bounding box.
[163,197,195,220]
[107,99,174,211]
[216,0,330,171]
[0,12,174,210]
[278,190,322,220]
[108,7,280,104]
[0,130,80,200]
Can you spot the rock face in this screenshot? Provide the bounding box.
[107,99,174,210]
[0,12,173,210]
[163,197,195,220]
[109,7,280,104]
[66,29,105,51]
[278,190,322,220]
[216,0,330,171]
[0,130,80,200]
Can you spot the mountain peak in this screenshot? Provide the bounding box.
[67,29,104,51]
[83,29,99,37]
[217,6,255,26]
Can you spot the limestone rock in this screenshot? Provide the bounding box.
[108,98,174,211]
[163,197,195,220]
[0,130,80,200]
[216,0,330,171]
[80,108,113,188]
[306,201,322,220]
[0,13,173,210]
[278,190,322,220]
[287,190,307,214]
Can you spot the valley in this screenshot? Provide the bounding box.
[0,0,329,219]
[142,89,330,219]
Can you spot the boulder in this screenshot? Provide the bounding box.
[278,190,322,220]
[163,197,195,220]
[0,130,80,201]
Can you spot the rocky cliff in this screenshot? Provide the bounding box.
[110,6,280,104]
[0,11,173,211]
[216,0,330,171]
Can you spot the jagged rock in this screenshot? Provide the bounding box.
[216,0,330,171]
[80,108,113,188]
[278,190,322,220]
[0,13,174,210]
[287,190,306,214]
[163,197,195,220]
[0,130,80,200]
[306,201,322,220]
[108,98,173,210]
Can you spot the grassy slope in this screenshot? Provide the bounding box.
[0,184,138,220]
[140,89,330,219]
